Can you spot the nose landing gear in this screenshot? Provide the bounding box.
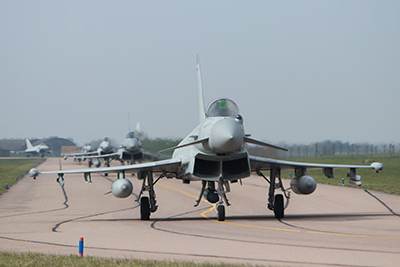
[194,179,231,221]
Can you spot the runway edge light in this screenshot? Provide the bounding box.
[79,237,84,257]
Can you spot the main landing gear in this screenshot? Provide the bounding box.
[195,179,231,221]
[256,168,290,219]
[137,171,165,220]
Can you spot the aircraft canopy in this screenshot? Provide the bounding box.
[206,98,240,117]
[126,132,135,138]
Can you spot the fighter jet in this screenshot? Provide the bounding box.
[64,137,114,167]
[78,128,158,168]
[62,143,94,162]
[30,57,383,221]
[13,138,51,157]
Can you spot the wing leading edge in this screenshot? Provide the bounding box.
[249,155,383,173]
[30,158,182,178]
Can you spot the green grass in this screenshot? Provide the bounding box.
[280,154,400,195]
[0,158,45,195]
[0,252,249,267]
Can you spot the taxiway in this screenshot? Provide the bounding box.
[0,158,399,266]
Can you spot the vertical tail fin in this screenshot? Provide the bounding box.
[26,138,33,149]
[196,55,206,122]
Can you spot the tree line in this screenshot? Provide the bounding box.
[275,140,398,158]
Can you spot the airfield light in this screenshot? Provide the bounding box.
[79,237,84,257]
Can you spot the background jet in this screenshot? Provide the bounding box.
[79,127,159,168]
[63,137,114,167]
[62,143,95,162]
[12,138,51,157]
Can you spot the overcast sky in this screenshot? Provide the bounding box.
[1,1,399,146]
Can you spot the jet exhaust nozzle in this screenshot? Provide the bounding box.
[290,175,317,195]
[111,179,133,198]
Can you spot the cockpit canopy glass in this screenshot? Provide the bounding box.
[126,132,135,138]
[206,98,240,117]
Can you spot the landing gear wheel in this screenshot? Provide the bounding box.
[217,205,225,221]
[274,194,284,219]
[140,196,150,220]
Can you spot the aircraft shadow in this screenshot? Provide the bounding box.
[86,212,392,223]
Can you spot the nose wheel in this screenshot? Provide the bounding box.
[216,205,225,221]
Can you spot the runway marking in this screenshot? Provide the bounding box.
[159,182,400,240]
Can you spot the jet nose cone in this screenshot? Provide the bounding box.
[126,139,139,152]
[209,119,244,154]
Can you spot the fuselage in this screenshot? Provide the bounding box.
[172,98,251,182]
[98,138,113,154]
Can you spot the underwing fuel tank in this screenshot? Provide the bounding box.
[94,160,101,168]
[290,175,317,195]
[111,179,133,198]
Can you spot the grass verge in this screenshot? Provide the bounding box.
[0,252,247,267]
[0,158,45,195]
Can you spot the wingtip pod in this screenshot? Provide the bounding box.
[29,168,40,178]
[370,162,384,172]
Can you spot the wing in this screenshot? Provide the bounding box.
[249,155,383,172]
[77,152,120,160]
[142,151,165,161]
[63,151,99,158]
[30,158,182,177]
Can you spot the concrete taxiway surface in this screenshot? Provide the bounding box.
[0,158,399,266]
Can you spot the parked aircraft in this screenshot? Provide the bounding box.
[78,128,158,168]
[62,143,94,162]
[12,139,51,157]
[64,137,114,167]
[30,57,383,221]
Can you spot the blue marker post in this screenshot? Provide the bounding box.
[289,173,292,180]
[79,237,84,257]
[5,184,9,192]
[341,178,344,187]
[16,178,18,184]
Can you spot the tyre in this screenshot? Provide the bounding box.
[140,196,150,220]
[274,194,284,219]
[217,205,225,221]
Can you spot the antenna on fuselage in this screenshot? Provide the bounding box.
[196,55,206,122]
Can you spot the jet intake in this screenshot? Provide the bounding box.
[111,179,133,198]
[290,175,317,195]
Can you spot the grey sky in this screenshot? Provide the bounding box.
[1,1,399,146]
